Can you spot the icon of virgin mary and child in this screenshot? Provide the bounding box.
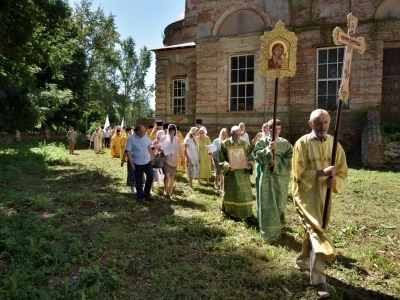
[268,42,288,69]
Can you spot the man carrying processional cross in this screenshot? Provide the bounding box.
[292,13,365,298]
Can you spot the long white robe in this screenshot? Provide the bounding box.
[92,131,103,153]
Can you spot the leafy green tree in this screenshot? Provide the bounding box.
[0,0,155,133]
[116,37,153,125]
[72,0,120,125]
[0,0,79,132]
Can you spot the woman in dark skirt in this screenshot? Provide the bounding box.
[121,127,139,194]
[126,163,136,193]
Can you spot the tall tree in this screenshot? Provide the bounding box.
[0,0,77,132]
[116,37,153,124]
[72,0,120,124]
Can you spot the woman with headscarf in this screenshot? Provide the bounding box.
[184,127,200,189]
[152,130,166,187]
[152,130,165,149]
[197,126,213,184]
[159,124,182,199]
[212,128,229,190]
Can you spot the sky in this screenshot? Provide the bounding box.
[68,0,185,108]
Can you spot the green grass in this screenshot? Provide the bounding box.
[0,140,399,299]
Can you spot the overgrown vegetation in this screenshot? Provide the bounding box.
[382,123,400,144]
[0,0,154,135]
[0,141,399,299]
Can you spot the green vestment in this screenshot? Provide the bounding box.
[253,136,293,241]
[219,139,254,219]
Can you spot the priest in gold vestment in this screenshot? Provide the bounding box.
[292,109,347,298]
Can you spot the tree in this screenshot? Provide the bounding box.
[116,37,153,124]
[72,0,120,125]
[0,0,79,132]
[0,0,155,133]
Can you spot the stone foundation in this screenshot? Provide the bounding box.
[361,110,383,168]
[383,142,400,170]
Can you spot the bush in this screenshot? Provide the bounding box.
[381,123,400,134]
[30,142,69,165]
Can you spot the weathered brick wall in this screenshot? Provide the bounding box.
[163,17,197,46]
[153,0,400,161]
[154,46,197,129]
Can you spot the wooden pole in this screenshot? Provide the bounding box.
[270,78,278,171]
[322,100,343,229]
[272,78,278,142]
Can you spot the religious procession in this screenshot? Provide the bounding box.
[81,107,346,299]
[3,0,400,298]
[73,13,369,299]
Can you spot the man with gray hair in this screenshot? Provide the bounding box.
[292,109,348,298]
[125,124,155,204]
[219,125,254,220]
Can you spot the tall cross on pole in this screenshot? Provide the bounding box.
[333,13,366,100]
[322,13,366,229]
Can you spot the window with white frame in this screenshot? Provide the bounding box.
[230,55,254,111]
[317,47,349,109]
[173,79,185,115]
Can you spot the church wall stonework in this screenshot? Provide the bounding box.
[153,0,400,160]
[154,47,197,126]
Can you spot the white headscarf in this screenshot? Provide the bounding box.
[189,127,197,134]
[156,130,165,138]
[199,126,207,134]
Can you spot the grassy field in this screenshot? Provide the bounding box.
[0,140,399,299]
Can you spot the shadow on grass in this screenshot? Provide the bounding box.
[333,254,369,276]
[1,141,398,299]
[327,275,398,300]
[274,232,303,253]
[194,186,220,197]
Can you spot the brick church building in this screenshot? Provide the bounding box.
[152,0,400,166]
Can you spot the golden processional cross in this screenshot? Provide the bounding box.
[322,13,366,229]
[333,13,366,101]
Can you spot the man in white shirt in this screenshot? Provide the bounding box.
[125,124,155,204]
[103,127,111,148]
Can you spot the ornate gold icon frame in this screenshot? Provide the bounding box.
[260,20,298,78]
[226,146,248,170]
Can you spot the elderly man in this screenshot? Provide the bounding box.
[292,109,348,298]
[219,125,254,220]
[125,124,155,204]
